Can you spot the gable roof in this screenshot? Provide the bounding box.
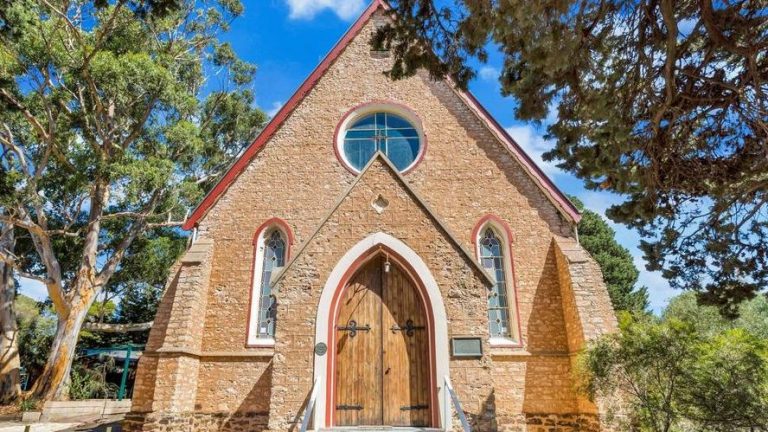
[271,151,495,287]
[182,0,580,230]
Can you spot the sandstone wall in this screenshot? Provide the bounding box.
[195,10,572,356]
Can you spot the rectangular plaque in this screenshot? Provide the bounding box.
[451,337,483,357]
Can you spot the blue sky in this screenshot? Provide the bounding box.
[19,0,677,312]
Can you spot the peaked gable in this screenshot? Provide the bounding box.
[182,0,580,230]
[272,152,494,287]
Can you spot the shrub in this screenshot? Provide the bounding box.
[579,312,768,432]
[68,362,118,400]
[18,397,39,412]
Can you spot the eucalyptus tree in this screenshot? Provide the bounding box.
[0,0,266,399]
[374,0,768,315]
[0,222,19,403]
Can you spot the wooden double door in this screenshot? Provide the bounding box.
[334,256,432,427]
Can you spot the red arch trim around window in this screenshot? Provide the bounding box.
[471,214,524,348]
[471,214,515,245]
[245,217,295,347]
[251,217,295,248]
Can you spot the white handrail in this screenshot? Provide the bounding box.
[444,376,471,431]
[300,377,321,432]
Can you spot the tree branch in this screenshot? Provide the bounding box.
[83,321,153,333]
[0,89,50,142]
[95,220,146,287]
[2,211,69,316]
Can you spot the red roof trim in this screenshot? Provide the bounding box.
[182,0,389,230]
[183,0,580,229]
[455,89,581,222]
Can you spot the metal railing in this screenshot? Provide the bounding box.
[300,377,321,432]
[444,376,471,432]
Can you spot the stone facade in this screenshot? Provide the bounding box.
[127,2,618,431]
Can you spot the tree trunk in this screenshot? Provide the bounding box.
[0,226,21,404]
[29,289,94,401]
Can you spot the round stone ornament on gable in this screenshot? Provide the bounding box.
[371,194,390,214]
[335,102,426,174]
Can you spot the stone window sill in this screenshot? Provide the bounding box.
[246,337,276,348]
[489,337,522,348]
[488,338,527,358]
[489,347,531,357]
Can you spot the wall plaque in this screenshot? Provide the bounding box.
[451,337,483,357]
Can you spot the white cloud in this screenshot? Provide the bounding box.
[634,255,676,314]
[545,101,559,124]
[18,277,48,301]
[284,0,367,21]
[578,191,613,216]
[504,125,563,178]
[266,101,284,118]
[478,66,499,81]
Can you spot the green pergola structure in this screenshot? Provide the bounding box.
[83,344,144,400]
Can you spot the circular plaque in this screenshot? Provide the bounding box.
[314,342,327,356]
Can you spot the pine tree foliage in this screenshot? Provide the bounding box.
[374,0,768,315]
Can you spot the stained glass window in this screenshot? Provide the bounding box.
[479,228,512,338]
[257,230,285,338]
[343,112,420,171]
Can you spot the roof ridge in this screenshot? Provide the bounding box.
[182,0,580,230]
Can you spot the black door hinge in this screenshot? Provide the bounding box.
[336,404,364,410]
[390,319,425,336]
[400,404,429,411]
[337,320,371,338]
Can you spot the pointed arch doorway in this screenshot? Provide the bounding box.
[334,254,432,427]
[313,232,451,430]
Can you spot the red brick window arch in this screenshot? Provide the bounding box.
[247,218,294,346]
[472,215,523,347]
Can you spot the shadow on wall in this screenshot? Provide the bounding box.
[525,243,569,353]
[219,362,273,432]
[144,269,182,351]
[522,243,579,419]
[286,375,313,432]
[469,390,499,431]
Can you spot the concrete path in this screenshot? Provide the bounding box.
[0,416,121,432]
[0,423,78,432]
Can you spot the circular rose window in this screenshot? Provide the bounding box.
[338,108,424,173]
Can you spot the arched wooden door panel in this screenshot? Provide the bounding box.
[334,256,431,427]
[382,260,431,426]
[334,257,383,425]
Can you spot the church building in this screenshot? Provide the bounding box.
[125,1,618,431]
